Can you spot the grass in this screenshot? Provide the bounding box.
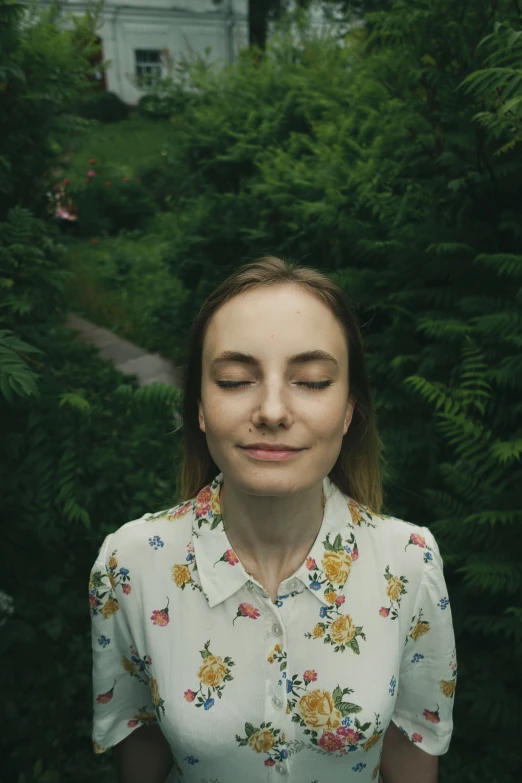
[59,112,175,189]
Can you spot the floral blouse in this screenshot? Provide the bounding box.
[89,471,457,783]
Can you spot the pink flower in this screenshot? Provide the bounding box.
[264,759,276,767]
[90,238,99,244]
[337,727,360,745]
[151,609,169,626]
[89,593,97,608]
[379,607,390,617]
[423,708,440,724]
[87,170,96,177]
[305,557,317,571]
[62,178,70,186]
[238,602,260,619]
[89,158,97,165]
[96,688,114,704]
[411,733,423,743]
[224,549,239,565]
[122,584,131,595]
[411,533,426,548]
[351,548,359,561]
[184,689,196,702]
[335,595,346,606]
[127,719,138,727]
[318,731,345,752]
[105,180,112,186]
[303,669,318,683]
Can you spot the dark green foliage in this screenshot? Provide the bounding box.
[0,3,183,781]
[71,176,156,236]
[73,89,131,124]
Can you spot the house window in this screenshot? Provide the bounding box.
[135,49,162,87]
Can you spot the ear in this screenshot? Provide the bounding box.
[197,400,206,433]
[343,397,355,436]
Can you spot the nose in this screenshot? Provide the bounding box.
[251,380,293,428]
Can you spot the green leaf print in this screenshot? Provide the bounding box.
[244,722,255,737]
[332,533,343,551]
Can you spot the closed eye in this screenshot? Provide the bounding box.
[215,381,333,390]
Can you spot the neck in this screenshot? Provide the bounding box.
[219,478,325,588]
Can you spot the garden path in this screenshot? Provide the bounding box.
[65,313,183,389]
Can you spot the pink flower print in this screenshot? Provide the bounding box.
[335,595,346,606]
[89,593,97,609]
[87,170,96,177]
[411,733,423,743]
[233,602,261,625]
[127,719,138,727]
[423,706,440,724]
[411,533,426,548]
[225,549,239,565]
[336,727,360,745]
[264,759,276,767]
[184,689,196,702]
[122,584,131,595]
[197,486,212,505]
[151,598,170,627]
[351,547,359,561]
[318,731,346,752]
[96,681,116,704]
[305,557,317,571]
[379,607,390,617]
[303,669,318,684]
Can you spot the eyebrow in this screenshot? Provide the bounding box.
[210,349,339,371]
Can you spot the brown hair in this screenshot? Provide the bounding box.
[177,256,383,511]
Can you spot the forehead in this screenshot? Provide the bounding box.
[202,284,347,360]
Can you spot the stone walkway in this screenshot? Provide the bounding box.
[65,313,183,389]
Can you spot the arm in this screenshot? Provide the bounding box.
[380,720,439,783]
[114,724,174,783]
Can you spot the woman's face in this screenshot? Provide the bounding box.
[197,283,354,497]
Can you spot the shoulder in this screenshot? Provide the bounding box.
[94,496,196,568]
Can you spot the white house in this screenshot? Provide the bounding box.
[42,0,249,106]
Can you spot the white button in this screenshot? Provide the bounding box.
[272,695,283,709]
[272,623,282,637]
[275,763,288,775]
[286,579,298,592]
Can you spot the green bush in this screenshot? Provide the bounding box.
[73,89,131,124]
[71,175,156,236]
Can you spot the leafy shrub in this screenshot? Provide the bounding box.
[73,89,131,123]
[71,174,156,236]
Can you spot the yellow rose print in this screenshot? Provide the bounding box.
[322,550,353,586]
[185,640,235,709]
[439,679,456,697]
[248,728,276,753]
[330,614,356,645]
[381,565,409,620]
[298,689,342,730]
[312,623,325,638]
[409,608,430,641]
[172,563,191,587]
[108,556,117,569]
[121,656,137,676]
[386,576,404,602]
[101,597,119,619]
[362,731,382,752]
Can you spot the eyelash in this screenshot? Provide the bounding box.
[216,381,333,390]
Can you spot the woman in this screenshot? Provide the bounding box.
[89,256,457,783]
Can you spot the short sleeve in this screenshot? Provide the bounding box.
[88,534,158,755]
[391,526,457,755]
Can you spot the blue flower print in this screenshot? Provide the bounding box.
[184,756,199,765]
[278,679,282,686]
[411,653,425,664]
[319,606,328,618]
[118,567,129,576]
[424,552,433,562]
[287,679,293,694]
[280,749,288,760]
[438,597,450,610]
[149,535,164,550]
[97,635,111,647]
[342,717,352,728]
[389,675,397,697]
[186,553,194,562]
[344,545,352,554]
[203,698,215,710]
[352,763,367,772]
[309,581,321,591]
